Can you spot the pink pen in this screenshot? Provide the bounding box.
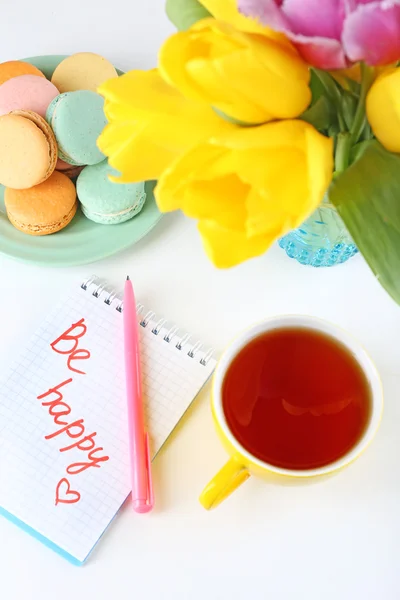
[123,276,154,513]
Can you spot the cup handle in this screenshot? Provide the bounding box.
[199,457,250,510]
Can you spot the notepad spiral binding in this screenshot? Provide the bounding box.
[81,276,214,367]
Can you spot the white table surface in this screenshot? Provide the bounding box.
[1,2,400,598]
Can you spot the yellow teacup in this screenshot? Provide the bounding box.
[199,315,383,510]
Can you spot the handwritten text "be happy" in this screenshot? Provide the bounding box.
[37,319,109,506]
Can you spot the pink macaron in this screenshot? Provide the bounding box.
[56,158,74,170]
[0,75,59,118]
[56,158,84,179]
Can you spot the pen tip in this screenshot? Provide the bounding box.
[126,275,130,281]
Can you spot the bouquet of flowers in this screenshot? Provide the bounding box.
[98,0,400,305]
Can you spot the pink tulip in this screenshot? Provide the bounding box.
[238,0,400,69]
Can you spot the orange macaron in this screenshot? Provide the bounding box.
[0,110,57,189]
[0,60,46,86]
[5,171,78,236]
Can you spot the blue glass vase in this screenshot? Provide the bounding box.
[278,198,358,267]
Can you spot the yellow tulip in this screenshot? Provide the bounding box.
[158,19,311,125]
[97,69,234,183]
[199,0,287,41]
[367,68,400,153]
[156,120,333,268]
[331,65,362,88]
[332,64,388,89]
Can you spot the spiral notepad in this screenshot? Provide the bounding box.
[0,276,216,565]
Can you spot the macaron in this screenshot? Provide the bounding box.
[0,61,46,86]
[77,161,146,224]
[56,159,84,180]
[5,171,77,236]
[0,74,59,118]
[0,110,57,189]
[51,52,118,93]
[0,184,5,214]
[46,91,107,166]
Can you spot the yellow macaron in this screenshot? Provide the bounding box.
[51,52,118,93]
[0,110,57,189]
[5,171,77,236]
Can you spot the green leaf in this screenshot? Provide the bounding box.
[328,123,340,138]
[329,142,400,304]
[335,132,352,172]
[309,69,326,105]
[340,90,358,130]
[312,69,342,107]
[312,69,348,131]
[349,140,375,164]
[300,96,336,131]
[344,78,361,95]
[359,120,372,141]
[166,0,211,30]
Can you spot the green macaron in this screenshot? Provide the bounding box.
[46,91,107,166]
[76,161,147,224]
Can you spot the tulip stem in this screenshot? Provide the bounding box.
[335,132,352,172]
[349,63,375,146]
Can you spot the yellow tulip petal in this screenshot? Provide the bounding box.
[98,122,179,183]
[155,142,246,230]
[199,0,288,42]
[198,219,279,268]
[211,119,324,152]
[367,68,400,153]
[158,26,224,107]
[332,64,390,88]
[243,123,332,228]
[242,150,310,237]
[235,147,304,195]
[331,65,361,88]
[98,69,234,182]
[223,34,310,117]
[304,123,334,208]
[155,143,226,211]
[159,20,311,125]
[187,53,274,123]
[210,47,310,122]
[99,69,190,116]
[245,189,294,238]
[184,175,248,230]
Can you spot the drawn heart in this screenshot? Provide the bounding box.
[55,477,81,506]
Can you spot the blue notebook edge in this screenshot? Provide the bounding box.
[0,492,131,566]
[0,505,83,566]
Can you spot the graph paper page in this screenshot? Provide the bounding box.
[0,281,215,564]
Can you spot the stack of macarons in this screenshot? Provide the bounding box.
[0,53,147,236]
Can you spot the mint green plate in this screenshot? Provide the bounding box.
[0,55,162,267]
